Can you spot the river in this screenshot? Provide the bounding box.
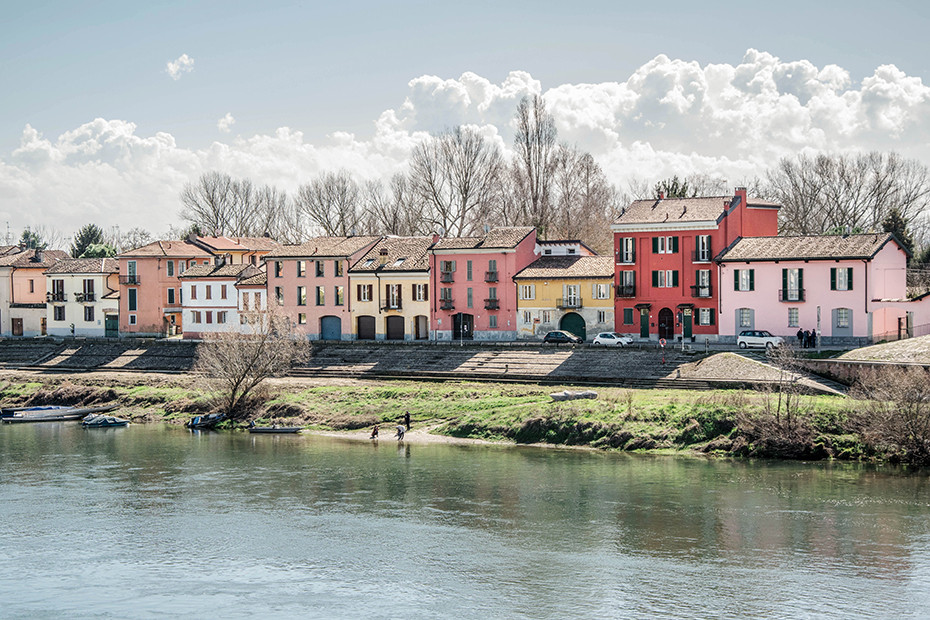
[1,423,928,619]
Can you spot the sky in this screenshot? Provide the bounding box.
[2,0,930,244]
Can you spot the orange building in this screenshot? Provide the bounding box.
[0,248,69,337]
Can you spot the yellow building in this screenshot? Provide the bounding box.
[349,237,433,340]
[513,255,614,341]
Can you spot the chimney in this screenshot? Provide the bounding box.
[34,249,43,263]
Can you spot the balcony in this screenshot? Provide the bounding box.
[381,302,403,312]
[556,298,583,310]
[616,284,636,298]
[690,285,712,298]
[692,250,712,263]
[618,253,635,265]
[46,292,67,302]
[440,272,454,283]
[440,299,455,311]
[119,275,141,285]
[778,288,805,302]
[484,298,500,310]
[484,270,498,283]
[74,292,96,303]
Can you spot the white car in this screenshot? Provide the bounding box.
[593,332,634,347]
[737,330,784,349]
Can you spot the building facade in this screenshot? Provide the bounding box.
[45,258,119,337]
[179,263,262,339]
[0,248,69,337]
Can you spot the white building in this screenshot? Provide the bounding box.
[179,263,262,339]
[45,258,120,337]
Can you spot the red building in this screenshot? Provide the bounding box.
[611,187,779,342]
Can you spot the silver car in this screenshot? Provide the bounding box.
[592,332,634,347]
[737,330,784,349]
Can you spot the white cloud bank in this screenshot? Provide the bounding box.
[217,112,235,133]
[3,49,930,237]
[166,54,194,80]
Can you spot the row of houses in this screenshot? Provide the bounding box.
[2,187,927,344]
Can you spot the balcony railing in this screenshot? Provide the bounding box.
[440,272,454,283]
[484,271,498,282]
[692,250,712,263]
[119,275,141,285]
[440,299,454,311]
[381,302,403,312]
[618,253,635,264]
[690,285,712,298]
[74,292,96,302]
[616,284,635,298]
[778,288,805,302]
[484,298,500,310]
[47,292,67,302]
[556,298,583,310]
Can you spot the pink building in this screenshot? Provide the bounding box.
[263,236,381,340]
[718,233,917,344]
[192,236,279,266]
[117,240,214,336]
[428,227,536,341]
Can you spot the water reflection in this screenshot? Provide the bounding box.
[1,423,929,618]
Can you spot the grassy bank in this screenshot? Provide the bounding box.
[0,371,879,462]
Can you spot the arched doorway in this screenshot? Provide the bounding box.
[320,316,341,340]
[658,307,674,340]
[453,313,473,340]
[357,315,375,340]
[385,315,405,340]
[559,312,586,341]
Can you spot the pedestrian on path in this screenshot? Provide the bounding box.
[404,411,411,430]
[796,328,804,347]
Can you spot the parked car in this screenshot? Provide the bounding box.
[543,330,583,344]
[592,332,634,347]
[737,330,784,349]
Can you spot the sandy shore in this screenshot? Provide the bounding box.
[310,424,509,446]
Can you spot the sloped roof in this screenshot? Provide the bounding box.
[615,196,733,226]
[119,240,213,258]
[514,256,614,280]
[432,227,534,251]
[45,257,118,275]
[264,236,381,259]
[350,236,433,272]
[196,236,280,252]
[179,263,262,279]
[238,272,267,287]
[719,233,902,262]
[0,245,19,257]
[0,249,70,268]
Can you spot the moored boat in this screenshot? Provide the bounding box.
[248,426,302,434]
[185,413,227,430]
[81,413,130,428]
[2,404,119,423]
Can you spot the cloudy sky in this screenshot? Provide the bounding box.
[2,0,930,243]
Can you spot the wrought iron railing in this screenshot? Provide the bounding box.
[556,298,583,309]
[119,275,141,285]
[778,288,805,302]
[484,298,499,310]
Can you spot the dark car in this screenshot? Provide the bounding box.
[543,330,583,344]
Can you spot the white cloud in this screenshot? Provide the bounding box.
[3,50,930,238]
[166,54,194,80]
[217,113,235,133]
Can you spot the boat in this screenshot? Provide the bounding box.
[185,412,227,430]
[1,404,119,423]
[549,390,598,402]
[81,413,130,428]
[248,426,302,434]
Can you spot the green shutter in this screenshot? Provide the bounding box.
[847,267,853,290]
[782,268,788,298]
[734,269,739,291]
[830,268,836,290]
[672,271,679,287]
[652,237,659,253]
[672,237,679,253]
[709,308,715,325]
[749,270,754,291]
[624,308,633,324]
[652,271,659,287]
[798,269,804,295]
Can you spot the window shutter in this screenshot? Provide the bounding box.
[652,271,659,287]
[782,269,788,296]
[424,284,429,301]
[672,237,679,253]
[672,271,679,287]
[631,243,635,263]
[709,309,715,325]
[847,267,853,290]
[356,284,361,301]
[749,270,754,291]
[734,270,740,291]
[385,284,390,304]
[830,268,836,290]
[798,269,804,294]
[652,237,659,253]
[451,260,456,272]
[412,284,416,300]
[592,283,597,298]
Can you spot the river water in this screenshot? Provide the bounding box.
[1,423,929,619]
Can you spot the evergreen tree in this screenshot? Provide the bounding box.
[80,243,117,258]
[881,207,914,255]
[19,228,46,249]
[654,176,696,198]
[70,224,105,258]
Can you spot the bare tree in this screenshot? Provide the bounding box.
[409,126,504,236]
[854,366,930,465]
[294,170,365,237]
[194,309,310,420]
[180,171,291,238]
[180,171,237,235]
[511,95,557,235]
[363,174,425,236]
[549,146,618,252]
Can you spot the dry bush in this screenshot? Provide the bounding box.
[853,366,930,464]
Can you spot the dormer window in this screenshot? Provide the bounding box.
[363,259,375,267]
[392,257,406,267]
[544,249,552,255]
[567,248,576,254]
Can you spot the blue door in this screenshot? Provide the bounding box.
[320,316,341,340]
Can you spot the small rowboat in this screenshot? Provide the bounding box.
[248,426,301,434]
[82,413,130,428]
[2,404,119,423]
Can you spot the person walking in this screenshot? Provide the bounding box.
[796,328,804,347]
[404,411,411,430]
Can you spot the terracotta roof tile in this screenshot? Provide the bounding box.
[0,249,70,268]
[119,240,213,258]
[179,263,262,279]
[719,233,900,262]
[238,272,267,287]
[514,256,614,280]
[350,236,433,272]
[432,227,535,251]
[196,236,280,252]
[44,257,118,274]
[265,236,381,259]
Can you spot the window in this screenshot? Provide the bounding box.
[698,308,715,326]
[128,289,137,312]
[488,286,497,300]
[831,267,853,291]
[519,284,536,300]
[836,308,850,328]
[623,308,634,325]
[597,310,607,324]
[205,285,212,300]
[275,287,284,305]
[179,262,185,274]
[735,269,755,292]
[167,288,175,305]
[467,287,473,308]
[166,260,174,277]
[335,286,344,306]
[440,260,456,273]
[221,285,227,300]
[592,283,611,299]
[129,314,137,325]
[315,286,324,306]
[489,315,498,328]
[488,259,497,273]
[523,310,532,324]
[620,237,635,263]
[127,261,137,279]
[358,284,373,302]
[54,306,65,321]
[297,286,307,306]
[695,235,712,262]
[739,308,753,328]
[413,284,428,302]
[567,248,576,255]
[542,311,552,323]
[387,284,401,308]
[253,292,262,310]
[467,260,473,281]
[392,257,406,267]
[29,279,35,293]
[275,261,283,277]
[652,236,678,254]
[695,269,711,297]
[440,287,453,301]
[190,285,197,300]
[335,261,343,277]
[315,261,325,277]
[782,268,804,301]
[788,308,799,327]
[544,249,552,255]
[241,292,249,311]
[563,284,579,305]
[83,279,94,297]
[652,270,678,288]
[298,313,307,324]
[51,279,64,300]
[217,311,227,324]
[192,311,201,324]
[206,311,213,324]
[363,259,375,268]
[297,261,306,277]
